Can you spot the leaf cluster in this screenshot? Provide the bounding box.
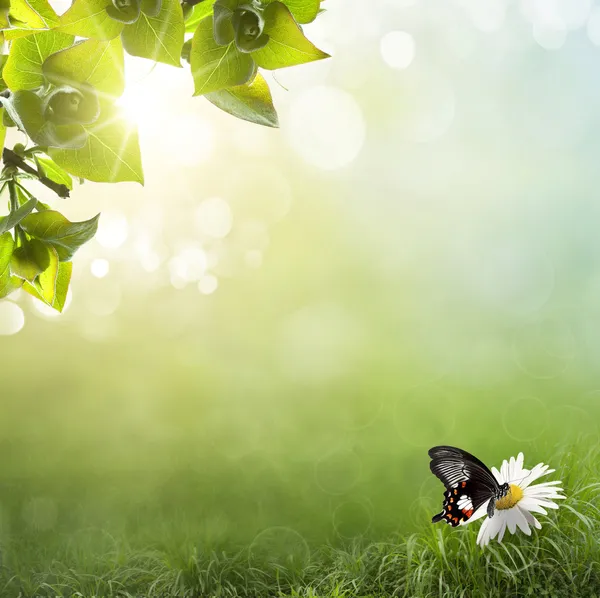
[0,0,329,310]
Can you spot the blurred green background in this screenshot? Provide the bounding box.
[1,0,600,565]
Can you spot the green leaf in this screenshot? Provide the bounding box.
[0,231,23,298]
[49,110,143,183]
[0,274,23,297]
[43,37,125,98]
[205,72,278,127]
[0,107,5,151]
[105,0,141,24]
[212,0,235,45]
[23,259,71,311]
[121,0,184,66]
[10,237,50,282]
[34,155,73,190]
[3,30,73,91]
[3,0,60,39]
[251,2,329,70]
[19,210,100,261]
[58,0,124,40]
[140,0,161,18]
[29,242,58,304]
[11,89,88,148]
[0,197,38,235]
[184,0,215,33]
[0,230,13,277]
[191,16,255,96]
[263,0,319,24]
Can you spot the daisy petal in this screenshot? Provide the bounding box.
[506,510,517,534]
[533,499,561,509]
[501,459,510,483]
[521,465,556,489]
[518,497,548,515]
[477,517,491,547]
[492,466,503,484]
[497,517,507,543]
[514,507,532,536]
[521,508,542,530]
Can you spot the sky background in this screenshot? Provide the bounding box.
[1,0,599,556]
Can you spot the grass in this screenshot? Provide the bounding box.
[1,444,599,598]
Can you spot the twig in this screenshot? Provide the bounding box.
[2,148,70,199]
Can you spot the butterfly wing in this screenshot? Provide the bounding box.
[429,446,500,526]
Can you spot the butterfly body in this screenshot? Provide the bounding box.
[429,446,509,527]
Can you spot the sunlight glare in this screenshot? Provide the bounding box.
[0,301,25,335]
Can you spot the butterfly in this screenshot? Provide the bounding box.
[429,445,510,527]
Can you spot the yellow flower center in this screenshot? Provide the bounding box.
[495,484,524,510]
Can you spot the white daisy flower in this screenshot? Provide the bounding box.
[465,452,565,547]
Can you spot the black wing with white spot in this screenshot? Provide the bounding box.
[428,446,501,526]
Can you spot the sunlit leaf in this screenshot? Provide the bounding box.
[0,107,5,151]
[263,0,319,24]
[191,16,255,96]
[184,0,215,33]
[140,0,162,18]
[58,0,124,40]
[19,210,100,261]
[0,231,13,278]
[3,0,60,39]
[205,73,278,127]
[3,30,73,91]
[212,0,235,45]
[251,2,329,70]
[121,0,184,67]
[30,242,59,304]
[43,37,125,98]
[11,89,88,149]
[0,197,38,235]
[10,238,51,282]
[23,259,71,311]
[34,155,73,190]
[0,273,23,298]
[49,110,144,183]
[105,0,141,24]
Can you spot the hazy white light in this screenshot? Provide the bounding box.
[226,166,293,224]
[245,250,263,268]
[116,83,162,129]
[31,288,73,318]
[468,0,507,32]
[140,250,161,272]
[96,213,129,249]
[169,246,207,287]
[48,0,71,14]
[533,22,567,49]
[521,0,589,30]
[198,274,218,295]
[195,197,233,239]
[587,8,600,45]
[394,70,455,142]
[232,124,270,156]
[383,0,417,7]
[91,258,110,278]
[380,31,415,70]
[85,281,121,316]
[0,301,25,335]
[287,86,366,170]
[169,117,214,166]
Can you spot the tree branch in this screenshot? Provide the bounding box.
[2,148,70,199]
